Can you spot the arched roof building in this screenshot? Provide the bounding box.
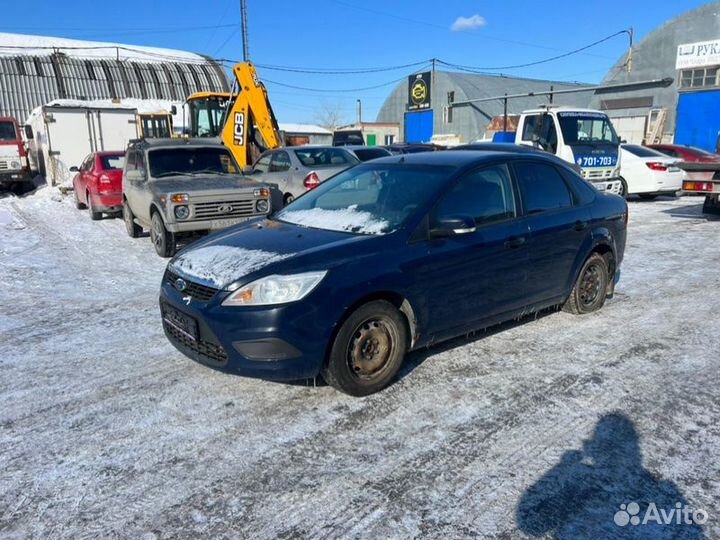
[0,33,229,123]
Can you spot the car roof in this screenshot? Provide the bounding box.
[368,149,561,168]
[130,137,225,149]
[454,143,541,153]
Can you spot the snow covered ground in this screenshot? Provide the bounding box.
[0,188,718,540]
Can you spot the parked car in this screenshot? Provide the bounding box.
[344,145,392,162]
[619,144,684,199]
[159,150,627,396]
[122,138,273,257]
[0,117,33,191]
[647,144,720,163]
[332,130,364,146]
[250,146,359,204]
[382,143,444,155]
[454,142,544,153]
[72,151,125,219]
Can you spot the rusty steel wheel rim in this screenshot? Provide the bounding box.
[579,263,602,307]
[347,318,395,380]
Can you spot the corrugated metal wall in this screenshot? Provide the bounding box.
[0,53,230,123]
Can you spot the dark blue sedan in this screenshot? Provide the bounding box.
[160,151,627,396]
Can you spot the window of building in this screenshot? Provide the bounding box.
[384,134,395,145]
[679,67,720,89]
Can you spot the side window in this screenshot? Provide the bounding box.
[433,164,517,226]
[80,155,92,172]
[136,151,146,175]
[515,161,574,214]
[269,151,291,172]
[557,166,596,205]
[541,114,558,154]
[125,151,137,172]
[253,153,271,173]
[522,115,541,141]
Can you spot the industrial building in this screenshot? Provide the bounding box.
[0,32,229,124]
[376,71,592,144]
[589,2,720,150]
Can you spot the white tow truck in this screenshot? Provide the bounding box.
[516,106,625,195]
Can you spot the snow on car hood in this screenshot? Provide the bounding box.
[169,245,289,288]
[279,206,390,235]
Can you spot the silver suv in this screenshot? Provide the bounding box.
[122,139,273,257]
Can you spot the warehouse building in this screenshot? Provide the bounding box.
[588,2,720,150]
[0,32,229,124]
[376,70,592,144]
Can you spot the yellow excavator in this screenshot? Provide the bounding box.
[185,62,282,168]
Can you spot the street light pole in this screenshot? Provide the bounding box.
[240,0,250,62]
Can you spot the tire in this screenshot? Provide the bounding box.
[638,193,658,201]
[87,191,102,221]
[74,187,86,209]
[618,178,628,199]
[563,253,609,315]
[702,194,720,215]
[322,300,408,397]
[283,193,295,206]
[123,200,142,238]
[150,210,176,258]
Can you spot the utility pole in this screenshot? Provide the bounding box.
[240,0,250,62]
[627,27,634,73]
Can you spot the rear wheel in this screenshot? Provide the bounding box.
[283,193,295,206]
[123,200,142,238]
[87,191,102,220]
[563,253,609,315]
[150,211,176,258]
[322,300,408,397]
[618,178,628,199]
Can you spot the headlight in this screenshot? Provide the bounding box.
[174,205,190,220]
[256,199,269,213]
[222,271,327,307]
[10,161,20,169]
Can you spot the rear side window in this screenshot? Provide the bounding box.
[623,145,666,158]
[515,161,573,214]
[254,153,271,173]
[0,121,17,141]
[434,164,517,225]
[293,148,359,167]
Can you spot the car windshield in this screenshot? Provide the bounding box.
[148,147,238,178]
[623,145,667,158]
[275,164,453,235]
[353,148,391,161]
[293,147,359,168]
[558,113,619,145]
[101,154,125,170]
[0,121,17,141]
[688,146,718,157]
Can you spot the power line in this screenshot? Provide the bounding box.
[254,59,432,75]
[262,69,431,93]
[0,23,239,38]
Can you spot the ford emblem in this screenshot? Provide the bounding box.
[218,204,233,214]
[175,278,187,292]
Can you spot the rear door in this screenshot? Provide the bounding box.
[408,163,530,334]
[513,160,592,303]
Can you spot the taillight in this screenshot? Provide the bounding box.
[646,162,668,171]
[683,181,714,192]
[303,171,321,190]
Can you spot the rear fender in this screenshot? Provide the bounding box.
[564,227,617,295]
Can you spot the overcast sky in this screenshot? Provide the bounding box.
[1,0,711,124]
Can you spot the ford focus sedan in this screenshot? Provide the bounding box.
[160,151,627,396]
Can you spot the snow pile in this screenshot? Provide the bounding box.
[169,245,290,288]
[0,32,205,64]
[281,206,390,235]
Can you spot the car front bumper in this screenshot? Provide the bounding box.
[0,170,31,186]
[159,276,337,381]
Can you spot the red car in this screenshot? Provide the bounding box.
[647,144,720,163]
[72,151,125,220]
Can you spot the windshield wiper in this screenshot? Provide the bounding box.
[154,171,187,178]
[190,169,226,175]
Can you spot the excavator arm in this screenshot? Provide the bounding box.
[220,62,282,168]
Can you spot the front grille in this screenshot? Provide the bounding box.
[165,269,218,302]
[164,320,228,366]
[0,161,8,170]
[192,199,257,219]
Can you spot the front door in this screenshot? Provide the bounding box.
[407,163,530,335]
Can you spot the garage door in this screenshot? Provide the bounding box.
[404,110,433,143]
[676,90,720,152]
[611,116,646,144]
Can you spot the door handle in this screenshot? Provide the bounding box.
[575,220,588,231]
[504,236,526,249]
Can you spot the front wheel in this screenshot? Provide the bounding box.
[150,211,176,258]
[322,300,408,397]
[563,253,609,315]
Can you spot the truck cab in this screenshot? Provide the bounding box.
[0,117,32,190]
[516,106,624,195]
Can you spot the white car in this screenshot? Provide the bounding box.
[620,144,685,199]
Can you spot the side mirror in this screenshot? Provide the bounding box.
[620,138,627,144]
[429,215,476,239]
[23,125,33,139]
[69,166,79,172]
[125,170,146,182]
[170,105,177,115]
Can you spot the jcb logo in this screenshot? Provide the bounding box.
[233,112,245,146]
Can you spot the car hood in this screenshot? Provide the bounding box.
[151,174,266,194]
[167,218,387,289]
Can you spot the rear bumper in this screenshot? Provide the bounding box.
[89,191,122,212]
[159,278,336,381]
